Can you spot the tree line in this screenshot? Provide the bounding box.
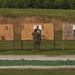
[0,0,75,9]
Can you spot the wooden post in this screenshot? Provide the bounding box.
[62,39,64,50]
[62,24,64,50]
[13,24,15,51]
[13,40,15,50]
[54,24,56,49]
[21,40,23,50]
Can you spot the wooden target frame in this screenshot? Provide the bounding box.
[21,23,54,40]
[62,24,75,40]
[0,24,14,40]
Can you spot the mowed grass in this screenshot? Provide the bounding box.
[0,48,75,55]
[0,30,75,55]
[0,60,75,66]
[0,69,75,75]
[0,8,75,18]
[0,40,75,55]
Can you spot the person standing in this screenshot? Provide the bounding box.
[36,26,41,47]
[32,29,41,51]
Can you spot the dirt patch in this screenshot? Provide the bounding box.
[0,16,75,33]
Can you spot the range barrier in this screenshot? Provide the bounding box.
[0,23,75,51]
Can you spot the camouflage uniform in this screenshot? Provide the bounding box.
[32,29,41,50]
[36,26,41,46]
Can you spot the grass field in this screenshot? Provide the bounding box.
[0,30,75,55]
[0,8,75,55]
[0,60,75,66]
[0,69,75,75]
[0,49,75,55]
[0,8,75,18]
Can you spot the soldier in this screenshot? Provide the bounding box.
[36,26,41,35]
[36,26,41,46]
[32,29,41,51]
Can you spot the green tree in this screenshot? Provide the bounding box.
[0,0,73,9]
[54,0,69,9]
[41,0,55,8]
[70,0,75,9]
[29,0,41,8]
[18,0,30,8]
[0,0,8,8]
[5,0,19,8]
